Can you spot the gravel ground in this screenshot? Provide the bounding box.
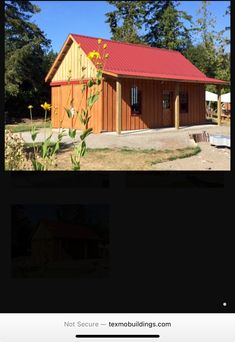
[19,124,229,150]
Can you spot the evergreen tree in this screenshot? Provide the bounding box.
[143,1,193,51]
[105,1,145,43]
[11,205,32,257]
[56,205,87,225]
[185,1,230,92]
[185,1,217,77]
[5,1,54,118]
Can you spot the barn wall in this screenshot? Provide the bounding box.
[179,83,206,126]
[103,78,206,131]
[52,41,97,82]
[102,78,116,132]
[51,83,102,133]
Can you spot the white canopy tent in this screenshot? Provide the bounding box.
[221,92,230,103]
[205,91,218,102]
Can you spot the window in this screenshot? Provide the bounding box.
[131,86,141,115]
[163,92,171,110]
[180,92,188,113]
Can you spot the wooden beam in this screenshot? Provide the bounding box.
[115,74,229,85]
[175,83,180,129]
[103,71,118,78]
[217,85,222,126]
[116,80,122,134]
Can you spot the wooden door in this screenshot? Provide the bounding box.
[162,91,173,127]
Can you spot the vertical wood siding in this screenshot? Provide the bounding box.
[51,86,61,128]
[52,77,206,133]
[52,41,97,82]
[102,78,116,132]
[102,78,206,131]
[51,83,102,133]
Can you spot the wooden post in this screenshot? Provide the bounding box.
[116,80,122,134]
[217,85,222,126]
[175,83,180,129]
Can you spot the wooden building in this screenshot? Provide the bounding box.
[45,34,227,133]
[32,220,100,266]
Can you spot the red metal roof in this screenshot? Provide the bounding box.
[34,220,99,240]
[71,34,226,84]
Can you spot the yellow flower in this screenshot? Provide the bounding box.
[105,53,109,59]
[98,39,102,45]
[103,43,107,49]
[28,105,33,109]
[88,50,101,60]
[41,102,52,111]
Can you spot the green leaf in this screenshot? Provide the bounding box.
[70,155,80,171]
[69,128,77,139]
[82,108,88,118]
[80,128,93,141]
[42,134,52,158]
[42,143,49,159]
[87,94,99,107]
[64,107,72,118]
[31,126,37,141]
[87,79,94,88]
[79,114,86,125]
[81,84,86,93]
[96,69,102,79]
[85,116,92,125]
[80,140,86,156]
[79,109,88,125]
[32,160,44,171]
[72,165,80,171]
[96,79,101,85]
[52,141,60,154]
[58,130,66,141]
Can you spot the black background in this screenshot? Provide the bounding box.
[0,0,234,314]
[0,171,234,313]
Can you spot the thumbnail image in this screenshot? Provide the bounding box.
[11,204,110,278]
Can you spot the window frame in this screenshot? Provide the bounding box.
[163,91,171,110]
[180,92,189,114]
[130,86,142,115]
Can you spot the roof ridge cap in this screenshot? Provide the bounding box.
[70,33,181,54]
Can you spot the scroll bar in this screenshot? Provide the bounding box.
[75,335,160,339]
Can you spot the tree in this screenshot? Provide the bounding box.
[5,1,54,118]
[185,1,230,92]
[143,1,193,52]
[196,0,216,45]
[11,205,32,257]
[185,2,217,77]
[56,205,87,225]
[105,1,145,43]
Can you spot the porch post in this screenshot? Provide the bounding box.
[217,85,222,126]
[116,79,122,134]
[175,83,180,129]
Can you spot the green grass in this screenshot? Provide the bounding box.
[86,147,111,152]
[177,146,201,159]
[151,146,201,165]
[5,121,51,133]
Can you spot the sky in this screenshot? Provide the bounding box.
[31,1,230,53]
[21,204,109,227]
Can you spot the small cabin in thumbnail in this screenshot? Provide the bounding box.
[32,220,100,266]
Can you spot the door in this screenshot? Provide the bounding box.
[162,91,173,127]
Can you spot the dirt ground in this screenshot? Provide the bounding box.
[12,123,230,171]
[153,142,230,170]
[54,147,200,171]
